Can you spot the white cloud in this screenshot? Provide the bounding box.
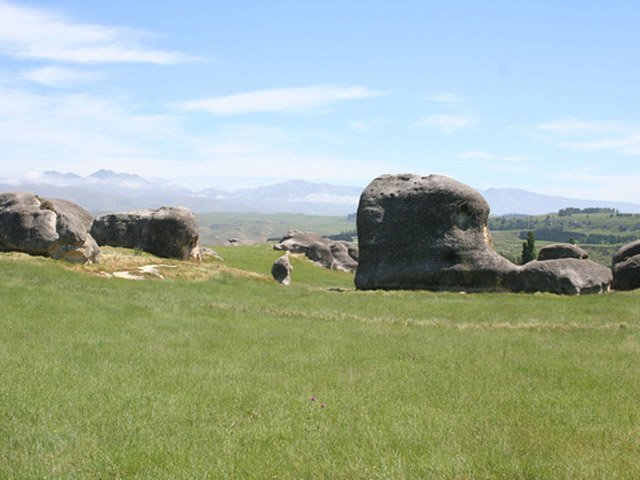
[21,66,101,87]
[0,1,196,64]
[424,93,465,103]
[0,85,180,177]
[0,85,405,182]
[460,151,528,162]
[413,114,480,133]
[178,85,384,115]
[532,119,640,155]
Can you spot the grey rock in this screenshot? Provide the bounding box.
[273,230,327,254]
[0,191,99,264]
[538,243,589,261]
[273,229,359,273]
[271,254,293,285]
[612,241,640,290]
[330,241,358,273]
[508,259,612,295]
[355,174,517,291]
[612,240,640,266]
[307,242,334,269]
[354,173,612,295]
[91,206,200,261]
[612,254,640,291]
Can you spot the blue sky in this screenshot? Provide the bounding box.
[1,0,639,200]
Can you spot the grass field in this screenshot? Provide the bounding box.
[1,246,639,479]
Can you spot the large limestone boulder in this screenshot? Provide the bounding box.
[91,207,200,261]
[354,174,612,295]
[355,174,517,291]
[612,240,640,290]
[509,259,612,295]
[273,230,359,273]
[537,243,588,261]
[271,254,293,285]
[0,191,99,264]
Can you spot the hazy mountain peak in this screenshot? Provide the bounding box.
[2,171,640,216]
[43,170,82,180]
[88,169,148,182]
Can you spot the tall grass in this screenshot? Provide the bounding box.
[1,249,639,479]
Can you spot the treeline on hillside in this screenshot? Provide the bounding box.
[326,230,357,241]
[488,213,640,232]
[558,207,617,216]
[517,228,639,245]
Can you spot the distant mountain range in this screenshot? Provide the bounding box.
[1,170,639,216]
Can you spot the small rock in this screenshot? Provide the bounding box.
[271,254,293,285]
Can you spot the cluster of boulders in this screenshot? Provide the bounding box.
[0,192,99,264]
[3,179,639,294]
[354,174,630,295]
[1,191,202,264]
[273,229,359,273]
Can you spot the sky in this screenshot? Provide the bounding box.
[1,0,640,200]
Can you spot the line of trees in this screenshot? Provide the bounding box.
[518,229,638,245]
[558,207,617,216]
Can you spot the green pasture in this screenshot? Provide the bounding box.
[1,246,639,479]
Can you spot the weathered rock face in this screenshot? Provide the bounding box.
[91,207,200,261]
[271,254,293,285]
[612,240,640,266]
[273,230,327,254]
[273,230,359,273]
[307,242,334,269]
[538,243,589,261]
[354,174,613,295]
[508,259,612,295]
[0,191,99,264]
[612,240,640,290]
[330,241,359,273]
[355,174,517,291]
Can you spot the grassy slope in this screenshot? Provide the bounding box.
[1,248,640,479]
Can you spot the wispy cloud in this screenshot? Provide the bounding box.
[424,93,465,103]
[21,66,102,87]
[531,119,640,155]
[460,150,528,162]
[178,85,384,115]
[0,85,404,182]
[413,114,480,133]
[0,1,196,64]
